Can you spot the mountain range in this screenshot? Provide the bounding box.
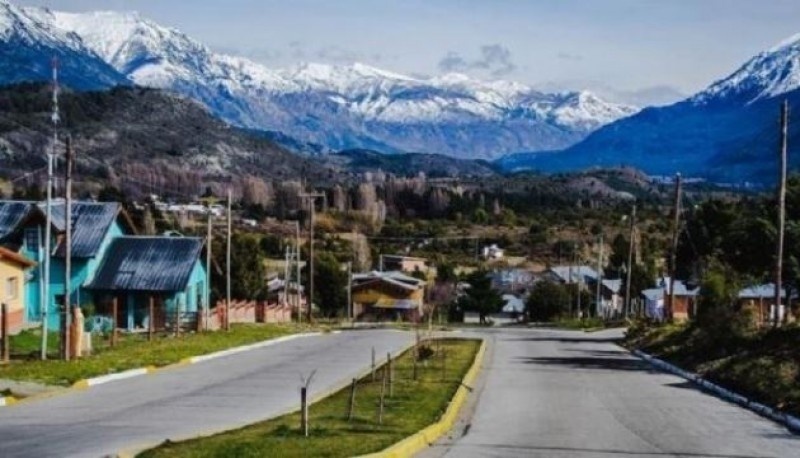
[499,35,800,183]
[2,0,800,183]
[0,0,636,161]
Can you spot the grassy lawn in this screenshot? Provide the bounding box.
[0,324,315,386]
[625,321,800,417]
[141,338,481,458]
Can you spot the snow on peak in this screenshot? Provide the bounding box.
[1,1,638,159]
[693,33,800,105]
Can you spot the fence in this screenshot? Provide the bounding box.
[206,300,293,330]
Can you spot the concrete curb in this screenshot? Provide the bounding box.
[117,332,417,458]
[0,332,322,409]
[358,338,488,458]
[632,349,800,434]
[180,332,321,365]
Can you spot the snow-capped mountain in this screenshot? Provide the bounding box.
[499,33,800,183]
[692,33,800,105]
[0,1,127,90]
[0,2,636,160]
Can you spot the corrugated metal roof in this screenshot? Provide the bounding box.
[602,279,622,294]
[739,283,786,299]
[44,202,121,258]
[0,201,35,241]
[549,265,598,284]
[374,298,419,310]
[641,288,664,302]
[86,237,204,292]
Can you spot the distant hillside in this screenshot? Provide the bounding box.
[0,83,332,196]
[330,149,498,178]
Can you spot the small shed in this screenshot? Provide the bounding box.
[85,236,207,331]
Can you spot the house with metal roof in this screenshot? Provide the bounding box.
[0,200,136,328]
[85,237,207,332]
[546,265,599,285]
[737,283,791,325]
[351,270,426,321]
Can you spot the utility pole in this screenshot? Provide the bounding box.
[346,261,352,320]
[205,205,212,331]
[295,220,301,322]
[61,135,73,361]
[595,233,603,319]
[668,173,683,322]
[625,204,637,318]
[42,57,60,360]
[775,100,789,327]
[284,245,290,305]
[225,188,232,331]
[299,192,324,322]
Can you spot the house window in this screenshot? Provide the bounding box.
[5,276,18,300]
[24,228,40,251]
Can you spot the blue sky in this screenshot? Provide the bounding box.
[16,0,800,105]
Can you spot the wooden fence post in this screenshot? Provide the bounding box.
[111,297,118,348]
[1,303,9,363]
[441,343,447,381]
[371,347,376,382]
[174,300,181,338]
[378,370,386,425]
[148,296,155,342]
[347,378,357,421]
[387,352,393,398]
[301,386,309,437]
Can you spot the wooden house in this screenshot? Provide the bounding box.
[0,246,36,335]
[351,271,426,321]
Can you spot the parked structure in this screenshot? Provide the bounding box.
[351,270,425,321]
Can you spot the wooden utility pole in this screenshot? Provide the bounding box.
[299,192,324,322]
[295,220,301,322]
[284,245,291,305]
[1,303,9,363]
[61,135,73,361]
[346,261,352,320]
[668,173,683,322]
[225,188,232,331]
[625,204,637,317]
[775,100,789,327]
[595,233,603,318]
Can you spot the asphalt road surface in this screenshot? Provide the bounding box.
[0,329,413,458]
[426,328,799,458]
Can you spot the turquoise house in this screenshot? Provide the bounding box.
[84,236,208,331]
[0,200,208,332]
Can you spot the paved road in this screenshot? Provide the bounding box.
[0,330,412,458]
[427,328,799,458]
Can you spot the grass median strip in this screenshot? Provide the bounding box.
[0,324,314,386]
[140,338,481,458]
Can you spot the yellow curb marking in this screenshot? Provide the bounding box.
[358,338,487,458]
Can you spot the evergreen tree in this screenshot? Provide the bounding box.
[457,270,503,323]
